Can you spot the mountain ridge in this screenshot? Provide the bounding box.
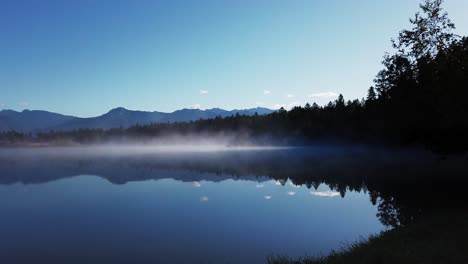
[0,107,274,132]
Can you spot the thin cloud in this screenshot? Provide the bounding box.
[199,90,209,94]
[191,104,201,109]
[18,102,29,107]
[273,104,285,109]
[287,191,296,196]
[310,191,340,197]
[288,182,301,188]
[273,102,301,110]
[288,101,301,108]
[308,92,338,98]
[200,196,209,202]
[287,94,295,98]
[193,181,201,187]
[263,90,271,95]
[256,184,264,188]
[255,102,264,106]
[264,195,272,200]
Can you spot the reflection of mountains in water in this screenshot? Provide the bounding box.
[1,145,468,227]
[1,146,467,187]
[0,150,274,185]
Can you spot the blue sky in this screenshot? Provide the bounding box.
[1,0,467,117]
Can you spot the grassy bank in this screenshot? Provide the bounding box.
[267,210,468,264]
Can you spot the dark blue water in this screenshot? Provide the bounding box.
[0,147,391,264]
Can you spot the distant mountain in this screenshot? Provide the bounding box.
[54,107,167,131]
[0,107,274,132]
[0,116,13,131]
[0,110,77,132]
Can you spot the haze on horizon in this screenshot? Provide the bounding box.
[1,0,468,117]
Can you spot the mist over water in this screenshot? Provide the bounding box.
[1,132,297,153]
[0,144,292,161]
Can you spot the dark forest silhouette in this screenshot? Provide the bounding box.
[1,0,467,152]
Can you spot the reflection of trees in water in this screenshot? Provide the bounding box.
[1,147,467,228]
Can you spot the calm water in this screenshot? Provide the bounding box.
[2,145,455,264]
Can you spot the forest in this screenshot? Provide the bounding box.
[1,0,467,152]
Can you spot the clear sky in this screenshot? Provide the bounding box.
[1,0,467,117]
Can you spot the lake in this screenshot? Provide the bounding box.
[0,145,465,264]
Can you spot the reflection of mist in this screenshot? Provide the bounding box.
[2,145,467,231]
[310,191,340,197]
[0,143,290,160]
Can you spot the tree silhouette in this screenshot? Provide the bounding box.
[366,87,377,102]
[392,0,457,60]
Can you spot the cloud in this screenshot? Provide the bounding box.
[287,191,296,196]
[287,94,295,98]
[308,92,338,98]
[18,102,29,107]
[272,102,301,110]
[288,101,301,108]
[274,181,282,186]
[199,90,208,95]
[288,182,301,188]
[255,102,264,106]
[193,181,201,187]
[264,195,272,200]
[310,191,340,197]
[256,184,264,188]
[263,90,271,95]
[273,104,285,109]
[200,196,209,202]
[0,103,5,108]
[191,104,201,109]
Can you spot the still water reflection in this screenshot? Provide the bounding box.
[0,146,465,264]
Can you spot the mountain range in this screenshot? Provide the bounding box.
[0,107,273,133]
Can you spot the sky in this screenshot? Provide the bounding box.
[1,0,467,117]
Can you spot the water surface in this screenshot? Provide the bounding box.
[2,145,460,264]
